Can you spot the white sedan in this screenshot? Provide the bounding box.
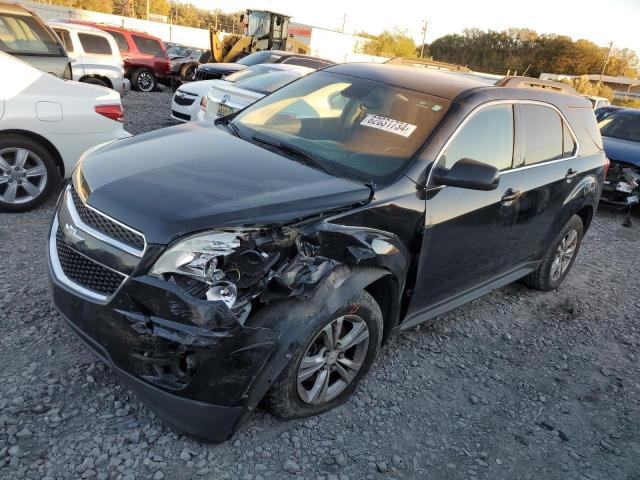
[0,52,130,212]
[198,65,313,121]
[171,63,312,122]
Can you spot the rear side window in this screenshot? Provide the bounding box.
[107,30,129,52]
[78,33,112,55]
[0,14,62,55]
[132,35,163,56]
[521,104,563,165]
[442,104,514,171]
[54,28,73,52]
[282,57,321,69]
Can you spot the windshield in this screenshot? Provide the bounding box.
[167,45,193,57]
[247,11,269,38]
[225,65,272,83]
[599,113,640,143]
[235,71,304,95]
[232,71,450,183]
[236,51,282,66]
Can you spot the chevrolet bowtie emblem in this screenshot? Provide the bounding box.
[64,222,85,244]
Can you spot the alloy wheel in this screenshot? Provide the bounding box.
[297,314,370,405]
[0,148,48,204]
[550,228,578,281]
[138,72,154,92]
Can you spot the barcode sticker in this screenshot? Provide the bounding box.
[360,114,417,138]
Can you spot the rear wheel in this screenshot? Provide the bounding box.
[265,290,383,419]
[180,63,196,81]
[81,77,108,88]
[0,135,59,212]
[131,68,156,92]
[524,215,584,291]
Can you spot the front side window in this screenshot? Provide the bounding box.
[107,30,129,52]
[599,113,640,143]
[232,71,450,183]
[53,28,73,52]
[441,104,514,171]
[78,33,112,55]
[521,104,563,165]
[0,14,62,55]
[132,35,163,56]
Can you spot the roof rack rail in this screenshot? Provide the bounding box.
[495,76,578,95]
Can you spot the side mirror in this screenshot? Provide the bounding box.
[432,158,500,191]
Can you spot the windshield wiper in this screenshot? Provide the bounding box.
[224,120,241,138]
[251,132,337,177]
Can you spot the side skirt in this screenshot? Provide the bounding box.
[396,261,540,331]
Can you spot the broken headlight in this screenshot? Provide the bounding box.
[151,229,295,310]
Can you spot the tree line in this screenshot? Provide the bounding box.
[40,0,243,32]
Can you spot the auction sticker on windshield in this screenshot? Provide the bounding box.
[360,114,417,138]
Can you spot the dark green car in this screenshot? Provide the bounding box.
[0,2,71,79]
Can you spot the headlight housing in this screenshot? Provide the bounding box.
[151,229,296,312]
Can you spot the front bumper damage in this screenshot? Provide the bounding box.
[47,184,409,442]
[601,161,639,226]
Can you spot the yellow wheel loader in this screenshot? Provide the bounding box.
[209,10,310,64]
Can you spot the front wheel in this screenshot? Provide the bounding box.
[265,290,383,419]
[525,214,584,291]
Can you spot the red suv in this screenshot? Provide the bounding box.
[70,21,170,92]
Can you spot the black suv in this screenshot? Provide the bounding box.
[193,49,334,81]
[48,64,605,443]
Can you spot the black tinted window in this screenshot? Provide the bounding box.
[54,28,73,52]
[78,33,112,55]
[283,57,323,69]
[442,104,514,171]
[107,30,129,52]
[521,104,563,165]
[132,35,163,56]
[563,122,576,157]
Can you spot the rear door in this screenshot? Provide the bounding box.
[77,31,115,73]
[406,103,524,316]
[131,35,165,75]
[510,103,581,263]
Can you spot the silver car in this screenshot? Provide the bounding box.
[49,21,130,95]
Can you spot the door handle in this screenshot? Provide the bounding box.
[565,168,578,180]
[501,188,521,203]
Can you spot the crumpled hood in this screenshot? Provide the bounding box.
[76,123,370,244]
[603,136,640,167]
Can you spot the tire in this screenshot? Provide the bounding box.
[0,134,60,213]
[264,290,383,419]
[179,63,196,81]
[131,68,156,92]
[524,214,584,291]
[81,77,108,88]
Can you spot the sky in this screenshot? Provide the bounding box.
[184,0,640,57]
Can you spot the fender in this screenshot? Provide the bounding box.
[240,266,392,416]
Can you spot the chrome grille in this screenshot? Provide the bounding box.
[71,188,145,252]
[56,229,125,297]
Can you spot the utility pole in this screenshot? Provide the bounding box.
[598,41,614,88]
[146,0,150,20]
[420,19,428,58]
[341,14,346,33]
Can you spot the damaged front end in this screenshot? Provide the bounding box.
[601,160,640,226]
[48,183,407,442]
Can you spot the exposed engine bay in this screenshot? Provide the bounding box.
[602,161,640,226]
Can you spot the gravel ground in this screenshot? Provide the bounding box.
[1,89,639,480]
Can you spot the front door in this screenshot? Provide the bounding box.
[406,103,524,319]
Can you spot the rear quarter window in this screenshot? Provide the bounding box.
[54,28,73,52]
[78,33,112,55]
[132,35,164,57]
[107,30,129,52]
